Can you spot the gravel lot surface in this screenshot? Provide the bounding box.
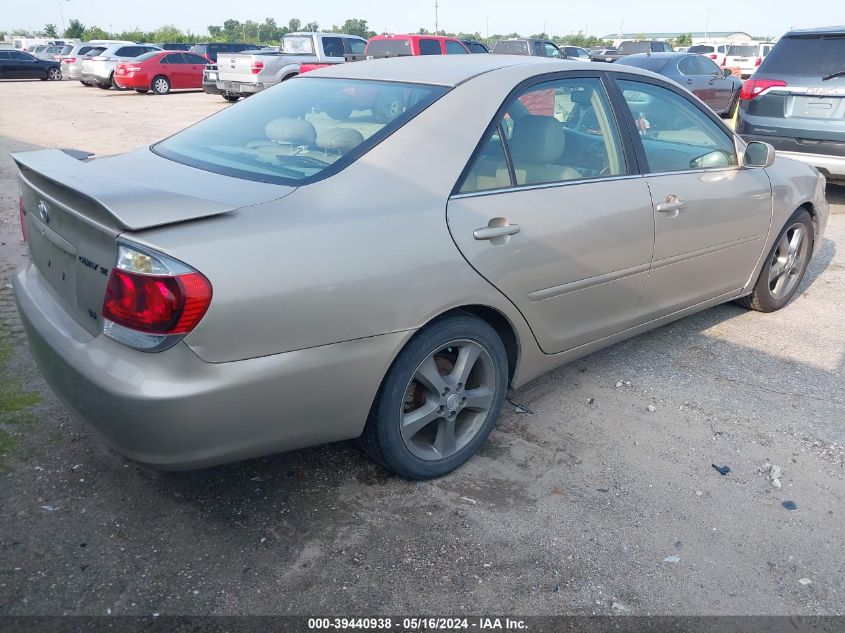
[0,80,843,616]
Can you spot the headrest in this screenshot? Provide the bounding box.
[570,89,594,105]
[508,115,565,164]
[317,127,365,154]
[265,117,317,146]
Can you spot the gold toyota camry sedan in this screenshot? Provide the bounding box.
[13,55,828,479]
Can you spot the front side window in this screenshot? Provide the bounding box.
[617,79,737,173]
[445,41,468,54]
[161,53,185,64]
[419,39,442,55]
[458,77,627,193]
[543,43,561,58]
[345,39,366,55]
[154,78,447,185]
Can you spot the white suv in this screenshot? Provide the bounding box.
[79,43,160,89]
[688,42,730,67]
[724,43,764,78]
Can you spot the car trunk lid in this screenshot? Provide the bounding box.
[13,148,293,336]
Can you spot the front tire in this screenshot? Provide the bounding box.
[736,209,814,312]
[151,75,171,95]
[359,313,508,480]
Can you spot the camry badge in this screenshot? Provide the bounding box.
[38,200,50,224]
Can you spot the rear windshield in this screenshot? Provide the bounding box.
[366,39,412,57]
[759,35,845,76]
[688,45,714,53]
[281,36,315,54]
[153,78,447,185]
[135,51,160,62]
[619,56,670,72]
[727,45,758,56]
[492,40,529,55]
[618,41,652,54]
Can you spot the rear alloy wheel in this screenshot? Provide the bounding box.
[47,67,62,81]
[360,314,508,479]
[736,209,814,312]
[152,76,171,95]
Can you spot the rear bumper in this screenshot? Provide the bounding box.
[80,71,110,84]
[14,262,408,470]
[113,73,148,89]
[216,80,266,95]
[740,131,845,181]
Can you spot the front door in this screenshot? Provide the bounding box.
[613,77,772,321]
[447,75,655,354]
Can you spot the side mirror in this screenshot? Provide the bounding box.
[723,67,733,77]
[743,141,776,168]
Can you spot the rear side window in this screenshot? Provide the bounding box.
[321,37,344,57]
[154,78,447,185]
[760,35,845,76]
[282,36,315,54]
[445,41,468,54]
[419,39,442,55]
[492,40,529,55]
[78,46,95,55]
[115,47,135,57]
[458,77,627,193]
[366,39,412,57]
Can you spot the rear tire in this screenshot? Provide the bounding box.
[736,209,814,312]
[723,90,739,118]
[223,94,239,102]
[134,89,149,94]
[47,67,62,81]
[80,80,92,87]
[96,83,111,90]
[359,313,508,480]
[151,75,171,95]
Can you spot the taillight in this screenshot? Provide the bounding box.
[19,196,26,242]
[126,64,141,72]
[63,57,76,63]
[101,243,212,351]
[740,78,787,100]
[251,60,264,74]
[755,57,762,67]
[708,53,717,59]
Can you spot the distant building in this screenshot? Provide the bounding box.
[602,31,758,47]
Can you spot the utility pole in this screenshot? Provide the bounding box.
[54,0,69,35]
[705,8,711,40]
[435,0,439,35]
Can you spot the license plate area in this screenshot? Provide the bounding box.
[28,222,78,306]
[788,95,844,120]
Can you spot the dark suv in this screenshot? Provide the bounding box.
[736,26,845,184]
[189,42,262,63]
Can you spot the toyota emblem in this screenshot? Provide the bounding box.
[37,200,50,224]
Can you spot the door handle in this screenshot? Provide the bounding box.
[655,196,687,218]
[473,223,521,241]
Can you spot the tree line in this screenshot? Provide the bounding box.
[2,17,620,48]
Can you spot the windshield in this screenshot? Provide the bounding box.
[281,36,315,54]
[154,78,447,185]
[760,35,845,76]
[366,39,412,57]
[727,45,758,56]
[492,40,529,55]
[620,56,670,72]
[619,41,652,54]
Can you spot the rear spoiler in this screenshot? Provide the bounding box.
[12,149,236,232]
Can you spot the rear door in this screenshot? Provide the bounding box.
[447,74,655,354]
[161,53,187,88]
[612,76,772,320]
[418,38,442,55]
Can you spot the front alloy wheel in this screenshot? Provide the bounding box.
[47,67,62,81]
[360,313,508,479]
[736,209,814,312]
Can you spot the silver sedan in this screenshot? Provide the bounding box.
[13,56,829,479]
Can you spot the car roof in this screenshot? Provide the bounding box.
[626,52,687,59]
[783,25,845,36]
[370,33,463,42]
[304,55,653,87]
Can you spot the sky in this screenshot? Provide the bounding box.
[1,0,842,39]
